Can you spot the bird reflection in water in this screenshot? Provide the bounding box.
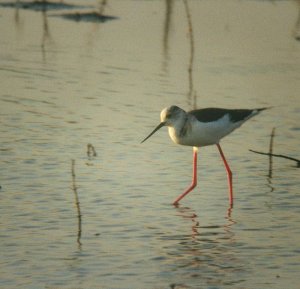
[174,204,236,242]
[175,205,200,240]
[165,204,241,287]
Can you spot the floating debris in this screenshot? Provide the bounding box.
[51,11,118,23]
[0,1,118,23]
[0,1,91,12]
[86,143,97,166]
[87,143,97,158]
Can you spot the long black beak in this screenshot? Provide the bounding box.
[141,122,166,143]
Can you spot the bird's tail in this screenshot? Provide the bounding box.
[254,107,271,115]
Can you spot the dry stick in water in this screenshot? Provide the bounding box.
[250,127,300,168]
[71,159,82,246]
[250,149,300,168]
[268,127,276,177]
[183,0,196,109]
[98,0,108,15]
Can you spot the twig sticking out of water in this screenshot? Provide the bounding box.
[98,0,108,15]
[183,0,196,109]
[250,149,300,168]
[162,0,173,62]
[268,127,276,177]
[250,128,299,168]
[71,159,82,246]
[294,3,300,41]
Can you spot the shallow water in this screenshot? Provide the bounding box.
[0,0,300,288]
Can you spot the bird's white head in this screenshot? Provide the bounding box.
[160,105,186,126]
[141,105,186,143]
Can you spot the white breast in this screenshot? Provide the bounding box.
[168,114,244,147]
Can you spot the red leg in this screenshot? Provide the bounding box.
[216,143,233,206]
[173,147,198,205]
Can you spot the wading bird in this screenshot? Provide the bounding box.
[141,105,268,206]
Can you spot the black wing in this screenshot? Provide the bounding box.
[189,107,266,123]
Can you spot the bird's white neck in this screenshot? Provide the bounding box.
[167,115,190,144]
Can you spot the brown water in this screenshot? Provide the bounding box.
[0,1,300,288]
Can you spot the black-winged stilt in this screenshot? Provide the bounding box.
[141,105,268,206]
